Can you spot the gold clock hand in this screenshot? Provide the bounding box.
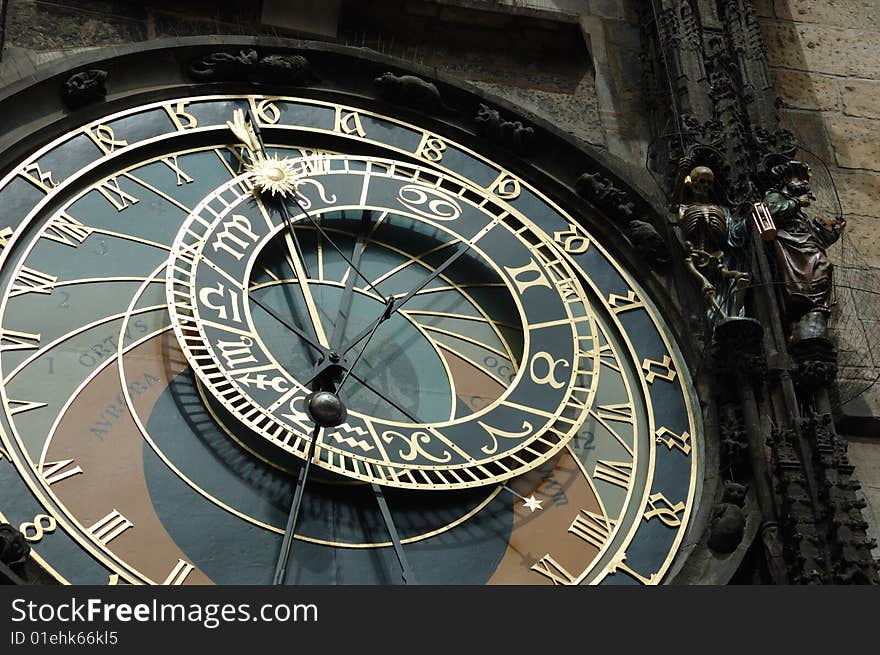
[280,226,331,348]
[231,108,332,351]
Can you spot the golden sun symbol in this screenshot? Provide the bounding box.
[247,154,300,197]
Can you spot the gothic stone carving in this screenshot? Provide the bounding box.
[474,103,534,153]
[61,69,108,110]
[188,49,319,85]
[708,481,748,554]
[374,72,454,113]
[574,171,669,267]
[806,414,880,584]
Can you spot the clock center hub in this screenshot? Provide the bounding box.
[306,391,348,428]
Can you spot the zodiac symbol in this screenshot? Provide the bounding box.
[382,430,452,463]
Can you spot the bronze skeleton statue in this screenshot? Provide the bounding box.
[677,165,750,322]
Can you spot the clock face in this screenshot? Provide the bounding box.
[0,93,700,585]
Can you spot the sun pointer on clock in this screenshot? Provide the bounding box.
[247,153,301,197]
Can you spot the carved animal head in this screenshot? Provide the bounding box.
[721,481,748,507]
[374,72,397,87]
[685,166,715,199]
[475,103,501,126]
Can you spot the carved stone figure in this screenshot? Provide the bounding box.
[708,481,748,553]
[0,523,29,569]
[626,220,669,265]
[61,69,108,110]
[474,103,534,152]
[678,165,749,320]
[257,54,320,85]
[373,72,453,113]
[189,49,257,79]
[762,159,845,343]
[575,171,635,222]
[188,49,318,85]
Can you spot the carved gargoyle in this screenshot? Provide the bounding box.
[61,69,108,110]
[374,72,454,113]
[188,49,319,85]
[626,220,669,265]
[574,172,635,222]
[708,481,748,554]
[474,103,534,152]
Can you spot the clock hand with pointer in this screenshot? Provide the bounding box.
[230,109,416,584]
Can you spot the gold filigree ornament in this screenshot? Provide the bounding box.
[247,153,301,197]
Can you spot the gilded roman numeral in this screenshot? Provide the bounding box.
[608,556,654,585]
[20,162,59,192]
[593,460,632,489]
[0,226,12,249]
[333,108,366,137]
[568,510,616,549]
[88,510,133,545]
[85,124,128,154]
[42,459,83,485]
[160,156,194,186]
[608,289,644,314]
[163,101,199,131]
[162,559,195,585]
[595,403,634,424]
[0,329,41,351]
[97,177,139,211]
[7,398,48,415]
[11,266,57,295]
[292,150,332,175]
[43,212,93,247]
[531,554,577,585]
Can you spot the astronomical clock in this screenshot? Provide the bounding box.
[0,41,704,585]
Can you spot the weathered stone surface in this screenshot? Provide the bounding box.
[465,76,605,148]
[773,0,880,31]
[778,108,836,161]
[828,116,880,171]
[834,170,880,220]
[841,79,880,119]
[755,0,775,17]
[762,21,880,80]
[771,69,838,111]
[836,216,880,267]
